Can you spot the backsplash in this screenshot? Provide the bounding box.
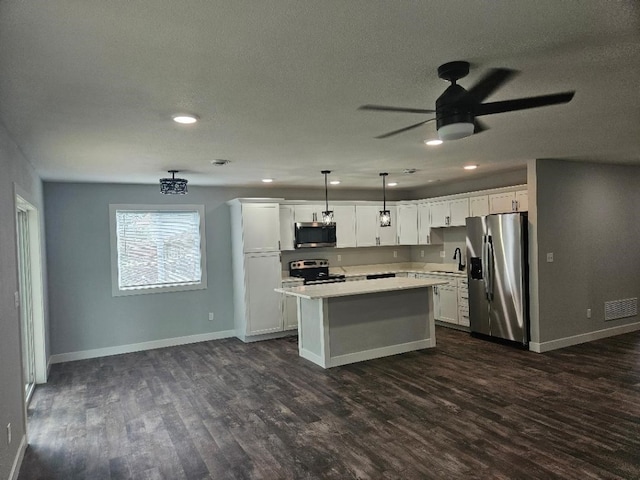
[281,226,467,271]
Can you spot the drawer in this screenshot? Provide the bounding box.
[458,305,470,327]
[282,279,304,288]
[458,289,469,302]
[458,278,468,288]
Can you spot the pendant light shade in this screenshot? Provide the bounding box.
[379,172,391,227]
[321,170,334,225]
[160,170,188,195]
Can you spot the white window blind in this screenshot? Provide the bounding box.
[115,209,202,291]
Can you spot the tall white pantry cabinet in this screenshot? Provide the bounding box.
[228,199,285,341]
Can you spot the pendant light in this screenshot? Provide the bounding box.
[379,172,391,227]
[160,170,188,195]
[321,170,334,225]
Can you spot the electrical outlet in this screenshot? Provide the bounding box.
[420,250,424,258]
[546,252,554,263]
[208,312,214,321]
[440,250,446,258]
[587,308,591,319]
[393,250,397,258]
[7,423,11,444]
[14,291,19,309]
[337,254,342,262]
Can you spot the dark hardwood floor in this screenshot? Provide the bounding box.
[19,327,640,479]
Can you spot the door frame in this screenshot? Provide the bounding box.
[14,184,47,387]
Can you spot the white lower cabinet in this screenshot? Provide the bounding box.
[438,284,459,324]
[241,253,283,337]
[282,279,304,330]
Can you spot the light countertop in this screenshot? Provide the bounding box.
[276,277,447,299]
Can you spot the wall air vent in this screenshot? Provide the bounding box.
[604,298,638,321]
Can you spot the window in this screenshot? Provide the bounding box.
[109,204,207,296]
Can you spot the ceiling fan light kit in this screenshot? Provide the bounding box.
[160,170,188,194]
[360,60,575,142]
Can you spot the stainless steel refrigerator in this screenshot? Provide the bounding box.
[465,212,529,346]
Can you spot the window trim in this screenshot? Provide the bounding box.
[109,204,207,297]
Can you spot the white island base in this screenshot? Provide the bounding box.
[277,278,444,368]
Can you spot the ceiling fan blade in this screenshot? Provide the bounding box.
[466,68,518,103]
[476,91,575,116]
[359,104,436,114]
[474,119,489,134]
[374,118,436,139]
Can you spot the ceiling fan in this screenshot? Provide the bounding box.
[359,61,575,141]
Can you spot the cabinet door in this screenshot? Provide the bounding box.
[489,192,516,214]
[242,203,280,252]
[417,203,431,244]
[294,204,324,223]
[438,285,459,324]
[515,190,528,212]
[279,205,295,251]
[333,205,357,248]
[397,204,418,245]
[449,198,470,226]
[378,206,397,246]
[245,253,283,335]
[469,195,489,217]
[282,294,299,330]
[430,201,449,227]
[355,205,378,247]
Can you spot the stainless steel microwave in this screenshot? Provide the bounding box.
[294,222,337,248]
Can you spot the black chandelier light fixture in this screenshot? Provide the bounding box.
[321,170,334,225]
[160,170,188,195]
[379,172,391,227]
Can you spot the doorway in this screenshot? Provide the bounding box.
[15,190,47,404]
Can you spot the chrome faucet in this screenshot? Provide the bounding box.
[453,247,465,271]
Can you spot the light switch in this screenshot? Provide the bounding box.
[546,253,554,263]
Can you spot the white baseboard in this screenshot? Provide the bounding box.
[328,339,434,368]
[529,321,640,353]
[49,330,236,364]
[9,434,27,480]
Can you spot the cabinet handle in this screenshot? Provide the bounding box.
[515,200,519,211]
[427,234,430,244]
[397,235,400,244]
[278,240,281,250]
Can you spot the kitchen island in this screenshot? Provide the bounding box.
[276,277,446,368]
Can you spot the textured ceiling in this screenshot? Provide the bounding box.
[1,1,639,190]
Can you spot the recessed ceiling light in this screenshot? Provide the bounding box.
[425,139,443,146]
[388,182,398,187]
[403,168,418,174]
[329,180,341,185]
[464,164,478,170]
[262,178,274,183]
[172,114,199,124]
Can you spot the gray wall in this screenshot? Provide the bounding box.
[44,182,388,355]
[532,159,640,343]
[0,123,47,479]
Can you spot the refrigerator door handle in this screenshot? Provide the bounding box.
[481,235,489,300]
[486,235,494,301]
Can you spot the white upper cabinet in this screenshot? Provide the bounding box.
[355,205,379,247]
[469,195,490,217]
[515,190,528,212]
[397,203,418,245]
[279,205,295,251]
[294,204,325,223]
[355,204,397,247]
[233,201,281,253]
[430,198,469,227]
[489,190,528,214]
[333,205,357,248]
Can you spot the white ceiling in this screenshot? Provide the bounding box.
[1,1,639,190]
